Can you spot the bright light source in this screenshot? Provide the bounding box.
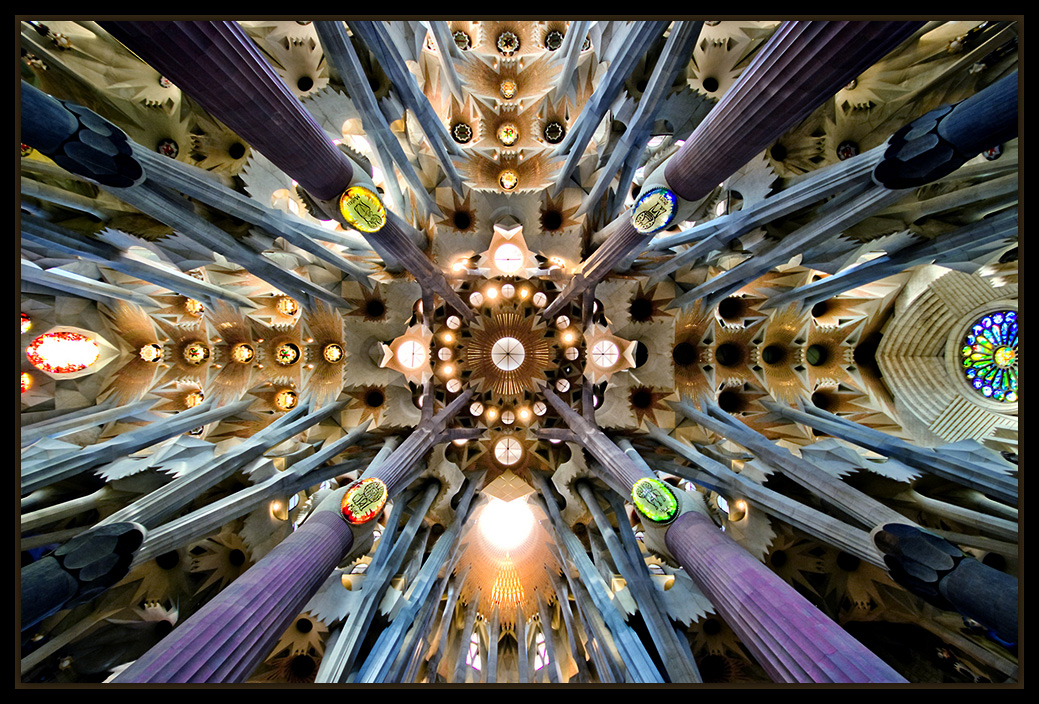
[479,498,534,550]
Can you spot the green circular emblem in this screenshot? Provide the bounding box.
[341,477,388,525]
[339,185,386,233]
[630,187,677,235]
[631,477,679,524]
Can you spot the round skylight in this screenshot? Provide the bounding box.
[396,340,427,369]
[491,336,525,371]
[590,339,620,368]
[493,437,524,466]
[494,243,524,273]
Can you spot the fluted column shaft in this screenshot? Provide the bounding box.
[112,511,353,683]
[664,20,923,202]
[101,21,353,201]
[544,21,923,318]
[665,511,906,683]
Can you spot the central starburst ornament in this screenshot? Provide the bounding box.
[462,308,554,399]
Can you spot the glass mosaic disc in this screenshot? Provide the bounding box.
[631,187,677,234]
[632,477,679,524]
[339,185,386,233]
[960,310,1018,403]
[341,478,388,524]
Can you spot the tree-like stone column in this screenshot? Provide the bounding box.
[543,388,905,682]
[543,20,925,318]
[664,509,906,683]
[100,21,354,202]
[111,507,354,683]
[111,391,473,683]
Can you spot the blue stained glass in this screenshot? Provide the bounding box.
[961,310,1018,403]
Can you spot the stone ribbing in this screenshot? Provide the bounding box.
[373,212,476,322]
[664,20,924,202]
[541,387,653,492]
[665,511,906,683]
[112,511,353,683]
[100,21,354,201]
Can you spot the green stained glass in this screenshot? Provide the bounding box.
[960,311,1018,403]
[632,478,680,524]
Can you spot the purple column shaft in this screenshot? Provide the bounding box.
[665,511,906,683]
[664,20,924,202]
[112,512,353,683]
[101,21,354,201]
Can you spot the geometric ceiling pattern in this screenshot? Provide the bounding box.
[19,19,1019,685]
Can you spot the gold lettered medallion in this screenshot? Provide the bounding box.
[630,187,677,235]
[339,185,386,233]
[341,477,388,525]
[631,477,679,524]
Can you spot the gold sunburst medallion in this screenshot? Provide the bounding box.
[462,310,554,400]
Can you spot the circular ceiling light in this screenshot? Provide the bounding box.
[497,123,520,146]
[323,343,344,363]
[491,336,526,371]
[182,341,210,366]
[231,343,255,364]
[497,31,520,56]
[395,339,428,369]
[494,243,525,274]
[499,170,519,191]
[275,342,301,366]
[493,437,524,467]
[590,339,620,368]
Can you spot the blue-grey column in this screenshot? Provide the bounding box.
[761,207,1019,310]
[677,399,915,529]
[763,401,1018,504]
[550,21,671,196]
[872,71,1018,189]
[21,213,259,311]
[346,20,464,194]
[533,472,664,683]
[643,429,884,566]
[20,399,151,448]
[98,401,347,530]
[356,477,478,683]
[20,398,251,495]
[20,79,144,188]
[314,20,437,219]
[576,481,702,682]
[316,481,441,683]
[578,22,703,216]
